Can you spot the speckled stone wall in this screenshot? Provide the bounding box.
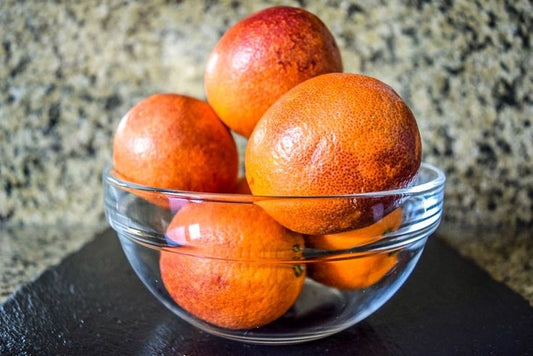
[1,0,532,228]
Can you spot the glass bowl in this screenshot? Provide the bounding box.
[103,163,445,345]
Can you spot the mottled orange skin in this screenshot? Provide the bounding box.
[306,208,403,290]
[246,73,421,235]
[113,94,238,196]
[160,202,305,330]
[205,6,342,138]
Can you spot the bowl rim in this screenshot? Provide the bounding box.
[102,162,445,201]
[104,162,445,257]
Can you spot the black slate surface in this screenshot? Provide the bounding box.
[1,228,532,355]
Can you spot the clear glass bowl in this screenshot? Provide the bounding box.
[103,163,445,345]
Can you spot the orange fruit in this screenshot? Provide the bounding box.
[113,94,238,197]
[306,208,402,290]
[159,202,305,330]
[233,176,251,194]
[245,73,421,235]
[305,208,403,250]
[205,6,342,138]
[308,253,398,290]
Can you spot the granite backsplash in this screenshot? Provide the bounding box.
[1,0,532,229]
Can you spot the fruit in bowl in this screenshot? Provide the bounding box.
[305,208,403,290]
[104,5,445,345]
[104,164,445,344]
[160,202,305,330]
[246,72,421,235]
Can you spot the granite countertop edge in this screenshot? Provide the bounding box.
[1,222,532,307]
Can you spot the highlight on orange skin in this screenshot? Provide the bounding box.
[305,208,403,290]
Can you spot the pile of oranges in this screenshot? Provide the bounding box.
[112,6,421,330]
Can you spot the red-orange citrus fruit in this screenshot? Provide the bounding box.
[233,176,251,194]
[246,73,421,235]
[306,208,402,289]
[308,253,398,290]
[205,6,342,138]
[306,208,403,250]
[113,94,238,196]
[159,202,305,330]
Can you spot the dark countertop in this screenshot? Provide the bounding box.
[0,226,102,303]
[438,223,533,307]
[1,228,532,355]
